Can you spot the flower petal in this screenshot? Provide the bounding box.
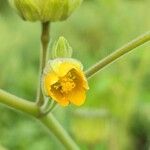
[58,97,70,106]
[74,69,89,90]
[50,84,69,106]
[50,95,69,106]
[68,87,86,106]
[42,72,59,96]
[50,58,83,77]
[70,68,89,90]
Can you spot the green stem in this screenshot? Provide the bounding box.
[0,89,79,149]
[37,22,50,106]
[40,114,79,150]
[0,89,39,116]
[43,101,58,116]
[85,31,150,79]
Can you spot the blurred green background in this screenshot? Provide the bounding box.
[0,0,150,150]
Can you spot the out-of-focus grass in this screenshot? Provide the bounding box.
[0,0,150,149]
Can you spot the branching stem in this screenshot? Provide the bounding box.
[0,89,39,116]
[0,89,79,150]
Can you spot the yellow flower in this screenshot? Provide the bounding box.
[42,58,89,106]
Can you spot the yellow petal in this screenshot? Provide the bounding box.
[58,97,70,106]
[51,95,69,106]
[42,72,59,96]
[68,87,86,106]
[50,84,69,106]
[70,68,89,90]
[50,58,83,77]
[74,69,89,90]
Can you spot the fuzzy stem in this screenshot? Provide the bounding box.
[40,114,79,150]
[0,89,80,149]
[86,31,150,79]
[0,89,39,116]
[37,22,50,106]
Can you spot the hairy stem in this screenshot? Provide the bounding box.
[37,22,50,106]
[0,89,39,116]
[0,89,79,149]
[40,114,79,150]
[86,31,150,79]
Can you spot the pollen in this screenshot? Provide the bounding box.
[52,71,76,94]
[60,71,76,93]
[60,78,75,93]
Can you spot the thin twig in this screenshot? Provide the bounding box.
[85,31,150,79]
[37,22,50,106]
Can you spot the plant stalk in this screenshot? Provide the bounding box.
[37,22,50,106]
[40,114,80,150]
[0,89,80,149]
[0,89,39,116]
[86,31,150,79]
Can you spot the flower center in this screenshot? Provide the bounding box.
[53,71,76,94]
[60,77,75,93]
[60,72,76,93]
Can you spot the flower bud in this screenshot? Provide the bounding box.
[51,36,73,59]
[9,0,83,22]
